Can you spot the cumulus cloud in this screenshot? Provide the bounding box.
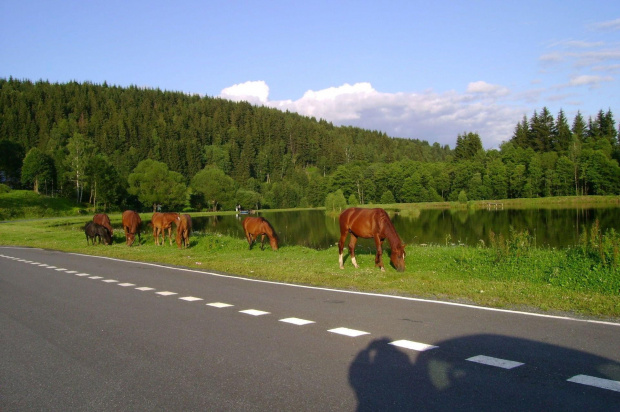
[220,81,521,149]
[220,80,270,105]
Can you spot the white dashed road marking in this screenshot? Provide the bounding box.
[88,276,103,280]
[280,317,315,325]
[207,302,234,308]
[328,327,370,337]
[567,375,620,392]
[389,339,438,352]
[156,291,178,296]
[75,273,90,276]
[55,268,67,271]
[240,309,270,316]
[118,283,136,287]
[135,287,155,291]
[102,279,118,283]
[466,355,524,369]
[179,296,204,302]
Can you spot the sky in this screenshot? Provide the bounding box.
[1,1,619,149]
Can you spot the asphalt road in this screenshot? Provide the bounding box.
[1,246,619,411]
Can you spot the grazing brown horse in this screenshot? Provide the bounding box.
[93,213,113,236]
[338,207,406,272]
[122,210,142,246]
[151,212,180,246]
[242,216,279,250]
[176,214,192,249]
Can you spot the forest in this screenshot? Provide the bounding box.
[0,77,618,212]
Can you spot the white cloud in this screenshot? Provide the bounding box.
[466,81,510,97]
[220,81,522,149]
[591,18,620,31]
[220,80,270,105]
[568,74,614,87]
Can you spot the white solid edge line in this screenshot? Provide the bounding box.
[50,251,618,327]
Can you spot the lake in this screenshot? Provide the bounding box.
[190,206,620,250]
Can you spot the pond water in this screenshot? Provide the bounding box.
[190,206,620,250]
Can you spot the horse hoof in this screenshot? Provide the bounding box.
[380,267,386,272]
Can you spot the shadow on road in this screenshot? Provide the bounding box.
[349,335,620,411]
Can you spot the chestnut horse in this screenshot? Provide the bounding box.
[151,212,180,246]
[122,210,142,246]
[338,207,406,272]
[176,214,192,249]
[93,213,113,236]
[242,216,278,250]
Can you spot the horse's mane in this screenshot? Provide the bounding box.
[377,210,403,248]
[261,217,279,240]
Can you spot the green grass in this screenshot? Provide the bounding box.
[0,190,87,220]
[1,214,618,321]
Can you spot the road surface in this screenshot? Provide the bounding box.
[1,246,619,410]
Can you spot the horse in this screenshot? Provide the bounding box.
[151,212,180,246]
[175,214,192,249]
[338,207,406,272]
[84,221,112,245]
[93,213,113,236]
[242,216,279,250]
[122,210,142,246]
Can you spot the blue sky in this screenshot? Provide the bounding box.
[1,1,619,149]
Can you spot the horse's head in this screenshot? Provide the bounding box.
[390,244,406,272]
[269,236,279,251]
[126,233,136,246]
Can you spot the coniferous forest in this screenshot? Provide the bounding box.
[0,78,618,212]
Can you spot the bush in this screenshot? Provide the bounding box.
[0,184,10,194]
[458,190,468,204]
[325,190,347,212]
[380,190,395,204]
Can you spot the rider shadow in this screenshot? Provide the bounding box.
[349,336,620,411]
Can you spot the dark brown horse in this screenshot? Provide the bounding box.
[242,216,279,250]
[122,210,142,246]
[175,214,192,249]
[151,212,180,246]
[93,213,113,236]
[338,207,406,272]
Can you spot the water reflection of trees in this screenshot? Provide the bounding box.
[190,208,620,249]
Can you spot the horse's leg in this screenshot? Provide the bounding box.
[245,231,252,249]
[153,226,158,245]
[260,234,266,250]
[374,235,385,271]
[348,234,359,268]
[168,226,173,246]
[338,228,348,269]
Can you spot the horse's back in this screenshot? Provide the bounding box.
[123,210,141,229]
[242,216,260,233]
[339,207,389,237]
[93,213,113,234]
[243,216,273,235]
